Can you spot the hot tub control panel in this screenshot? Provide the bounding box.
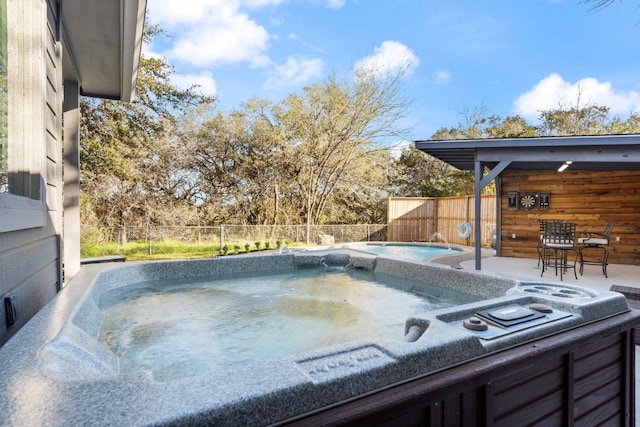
[458,303,572,340]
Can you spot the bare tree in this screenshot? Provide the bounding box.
[277,70,411,238]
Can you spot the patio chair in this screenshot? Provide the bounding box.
[537,219,562,267]
[578,220,615,278]
[541,222,578,281]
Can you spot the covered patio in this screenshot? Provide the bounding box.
[415,134,640,271]
[452,247,640,293]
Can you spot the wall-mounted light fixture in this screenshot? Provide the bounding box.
[557,160,573,172]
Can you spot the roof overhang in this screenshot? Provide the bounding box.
[415,134,640,172]
[61,0,147,101]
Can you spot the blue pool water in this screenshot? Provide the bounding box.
[348,243,460,262]
[98,267,479,381]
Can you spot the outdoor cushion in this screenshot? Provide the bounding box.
[545,243,574,249]
[578,237,608,245]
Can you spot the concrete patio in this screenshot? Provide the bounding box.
[459,250,640,293]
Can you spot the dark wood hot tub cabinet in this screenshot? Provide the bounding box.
[283,310,640,427]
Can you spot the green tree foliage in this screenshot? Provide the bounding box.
[78,20,640,231]
[486,116,538,138]
[188,100,290,225]
[188,71,406,228]
[80,24,215,230]
[431,106,537,141]
[393,146,479,197]
[536,93,640,136]
[397,108,537,197]
[537,104,610,136]
[605,113,640,134]
[277,71,409,227]
[393,146,451,197]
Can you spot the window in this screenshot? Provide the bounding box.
[0,0,47,232]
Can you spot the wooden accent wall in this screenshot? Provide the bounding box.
[499,169,640,266]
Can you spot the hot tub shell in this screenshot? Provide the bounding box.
[0,250,637,426]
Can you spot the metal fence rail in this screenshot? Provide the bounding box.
[81,224,389,254]
[81,196,498,255]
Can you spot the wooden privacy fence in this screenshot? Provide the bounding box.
[387,195,497,247]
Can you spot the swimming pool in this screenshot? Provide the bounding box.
[0,249,635,426]
[346,242,461,262]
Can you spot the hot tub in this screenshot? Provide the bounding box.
[0,250,637,426]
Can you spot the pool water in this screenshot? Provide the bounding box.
[98,268,479,381]
[348,243,460,262]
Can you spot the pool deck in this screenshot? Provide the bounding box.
[456,249,640,294]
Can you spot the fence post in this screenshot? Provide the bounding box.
[466,195,472,245]
[433,199,438,238]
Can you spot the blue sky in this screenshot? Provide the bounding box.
[146,0,640,141]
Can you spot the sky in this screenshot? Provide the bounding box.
[145,0,640,142]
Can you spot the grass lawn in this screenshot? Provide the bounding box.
[81,239,292,261]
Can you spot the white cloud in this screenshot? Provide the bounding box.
[436,70,451,84]
[241,0,287,9]
[172,71,218,97]
[325,0,346,9]
[149,0,230,27]
[354,41,419,80]
[149,0,272,68]
[265,57,324,89]
[147,0,346,98]
[388,139,412,159]
[140,47,164,60]
[513,73,640,121]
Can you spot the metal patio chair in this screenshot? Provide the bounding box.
[578,220,616,278]
[537,219,563,267]
[541,222,578,281]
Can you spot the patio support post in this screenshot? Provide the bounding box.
[474,160,511,270]
[474,158,482,270]
[63,81,81,282]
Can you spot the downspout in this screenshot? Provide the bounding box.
[63,80,81,282]
[495,178,501,255]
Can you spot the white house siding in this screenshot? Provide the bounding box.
[0,0,62,346]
